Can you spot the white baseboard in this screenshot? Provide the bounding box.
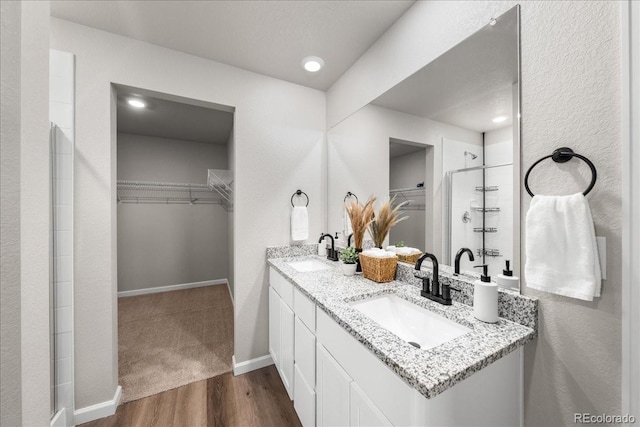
[73,385,122,425]
[232,354,274,376]
[118,279,227,298]
[50,408,66,427]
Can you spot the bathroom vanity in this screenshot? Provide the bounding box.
[267,253,536,427]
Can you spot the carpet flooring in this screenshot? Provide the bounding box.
[118,285,233,403]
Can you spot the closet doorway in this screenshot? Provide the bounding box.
[114,85,235,403]
[388,139,429,251]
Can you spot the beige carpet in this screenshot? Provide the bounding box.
[118,285,233,403]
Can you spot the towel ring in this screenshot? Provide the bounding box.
[344,191,359,203]
[291,189,309,207]
[524,147,597,197]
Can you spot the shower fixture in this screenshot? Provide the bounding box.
[464,151,478,160]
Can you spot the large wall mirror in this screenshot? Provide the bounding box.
[328,6,521,286]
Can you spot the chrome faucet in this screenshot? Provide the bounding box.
[319,233,339,261]
[415,252,453,305]
[454,247,475,275]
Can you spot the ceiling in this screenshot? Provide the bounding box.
[372,6,518,133]
[50,0,415,91]
[116,87,234,144]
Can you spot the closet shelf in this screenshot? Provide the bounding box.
[389,187,426,197]
[207,169,233,207]
[117,180,224,205]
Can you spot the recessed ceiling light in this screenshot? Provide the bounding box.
[127,98,146,108]
[302,56,325,73]
[492,115,507,124]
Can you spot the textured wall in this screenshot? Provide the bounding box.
[0,2,23,425]
[51,17,325,410]
[520,2,621,424]
[19,2,53,425]
[327,1,622,425]
[117,133,229,292]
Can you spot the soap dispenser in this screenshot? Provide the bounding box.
[473,265,498,323]
[495,260,520,290]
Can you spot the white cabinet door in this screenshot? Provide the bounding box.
[295,316,316,387]
[280,298,295,400]
[294,364,316,427]
[316,344,351,427]
[350,382,392,427]
[269,287,280,366]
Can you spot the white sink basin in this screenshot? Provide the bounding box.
[350,294,470,350]
[287,259,331,273]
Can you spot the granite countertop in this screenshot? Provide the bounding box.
[267,254,536,399]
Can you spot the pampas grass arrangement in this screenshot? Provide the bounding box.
[345,196,376,249]
[368,197,409,247]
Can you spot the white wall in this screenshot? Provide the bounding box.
[328,103,480,258]
[227,128,235,300]
[0,2,24,425]
[50,49,76,424]
[327,1,622,425]
[51,17,325,412]
[0,2,52,426]
[117,133,229,292]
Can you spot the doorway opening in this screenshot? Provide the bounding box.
[114,84,235,403]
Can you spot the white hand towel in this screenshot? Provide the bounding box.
[291,206,309,241]
[525,193,601,301]
[343,208,353,236]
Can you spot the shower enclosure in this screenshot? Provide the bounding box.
[49,123,74,424]
[444,163,513,277]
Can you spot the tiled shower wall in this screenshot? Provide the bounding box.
[50,49,74,426]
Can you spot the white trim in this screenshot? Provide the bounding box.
[226,280,234,306]
[73,385,122,425]
[232,354,274,376]
[50,408,66,427]
[622,0,640,419]
[117,279,227,298]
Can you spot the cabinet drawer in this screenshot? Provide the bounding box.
[295,316,316,387]
[270,267,293,308]
[294,365,316,427]
[294,287,316,332]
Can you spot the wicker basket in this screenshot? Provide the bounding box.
[397,252,422,265]
[359,254,398,283]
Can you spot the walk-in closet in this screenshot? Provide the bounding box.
[115,86,235,403]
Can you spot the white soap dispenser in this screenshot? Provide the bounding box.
[473,265,498,323]
[495,260,520,290]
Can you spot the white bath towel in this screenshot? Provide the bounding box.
[291,206,309,241]
[525,193,601,301]
[343,208,353,236]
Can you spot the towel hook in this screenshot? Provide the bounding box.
[291,189,309,207]
[524,147,597,197]
[344,191,359,204]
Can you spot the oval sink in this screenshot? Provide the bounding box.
[287,259,331,273]
[350,294,470,350]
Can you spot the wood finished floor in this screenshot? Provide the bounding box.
[80,365,301,427]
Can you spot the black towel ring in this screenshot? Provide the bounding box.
[344,191,359,203]
[291,189,309,207]
[524,147,597,197]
